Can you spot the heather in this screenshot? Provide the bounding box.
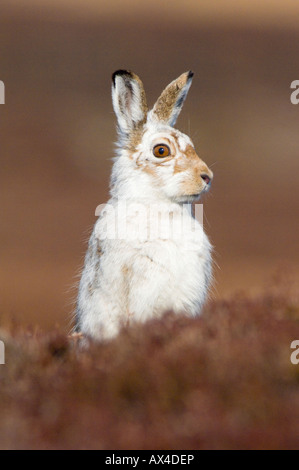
[1,286,299,450]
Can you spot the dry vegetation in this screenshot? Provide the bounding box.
[1,282,299,450]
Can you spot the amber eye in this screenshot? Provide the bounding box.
[153,144,171,158]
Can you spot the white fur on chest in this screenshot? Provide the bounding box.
[77,199,212,339]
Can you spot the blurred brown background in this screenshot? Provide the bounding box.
[1,1,299,330]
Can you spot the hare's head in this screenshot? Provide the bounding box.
[111,70,213,202]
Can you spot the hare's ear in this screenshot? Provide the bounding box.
[150,71,194,127]
[112,70,148,138]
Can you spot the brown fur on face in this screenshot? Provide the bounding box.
[134,132,213,195]
[134,136,173,178]
[177,144,213,196]
[174,144,211,176]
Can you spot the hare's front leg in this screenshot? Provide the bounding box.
[76,232,123,340]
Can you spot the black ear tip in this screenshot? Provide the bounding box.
[112,69,133,86]
[188,70,194,80]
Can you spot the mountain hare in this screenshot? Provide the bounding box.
[76,70,214,340]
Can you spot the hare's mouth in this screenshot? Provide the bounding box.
[201,180,212,194]
[185,186,210,201]
[191,184,211,197]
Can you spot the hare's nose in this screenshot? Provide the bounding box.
[201,173,213,185]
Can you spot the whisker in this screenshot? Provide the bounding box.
[203,208,211,228]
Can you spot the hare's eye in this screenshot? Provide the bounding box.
[153,144,171,158]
